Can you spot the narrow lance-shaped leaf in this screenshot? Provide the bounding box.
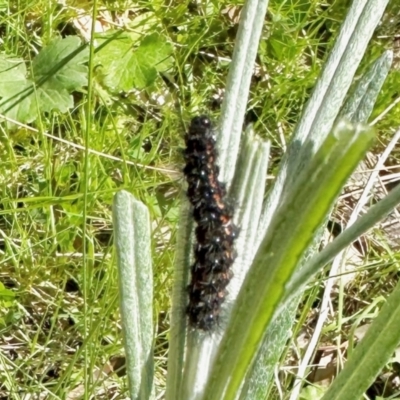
[203,122,375,400]
[165,201,194,400]
[229,131,270,294]
[218,0,270,187]
[241,14,392,400]
[275,49,393,400]
[258,0,390,241]
[113,190,154,400]
[337,50,393,124]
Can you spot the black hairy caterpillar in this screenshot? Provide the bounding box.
[183,115,237,331]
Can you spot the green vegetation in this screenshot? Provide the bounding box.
[1,0,400,399]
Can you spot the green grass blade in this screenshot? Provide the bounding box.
[113,190,154,400]
[321,279,400,400]
[83,9,98,399]
[203,122,375,400]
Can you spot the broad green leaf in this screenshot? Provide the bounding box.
[96,32,172,91]
[0,37,88,124]
[0,79,38,123]
[0,282,15,302]
[96,33,139,91]
[35,81,74,113]
[0,57,27,96]
[129,58,157,90]
[32,36,88,90]
[135,33,173,72]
